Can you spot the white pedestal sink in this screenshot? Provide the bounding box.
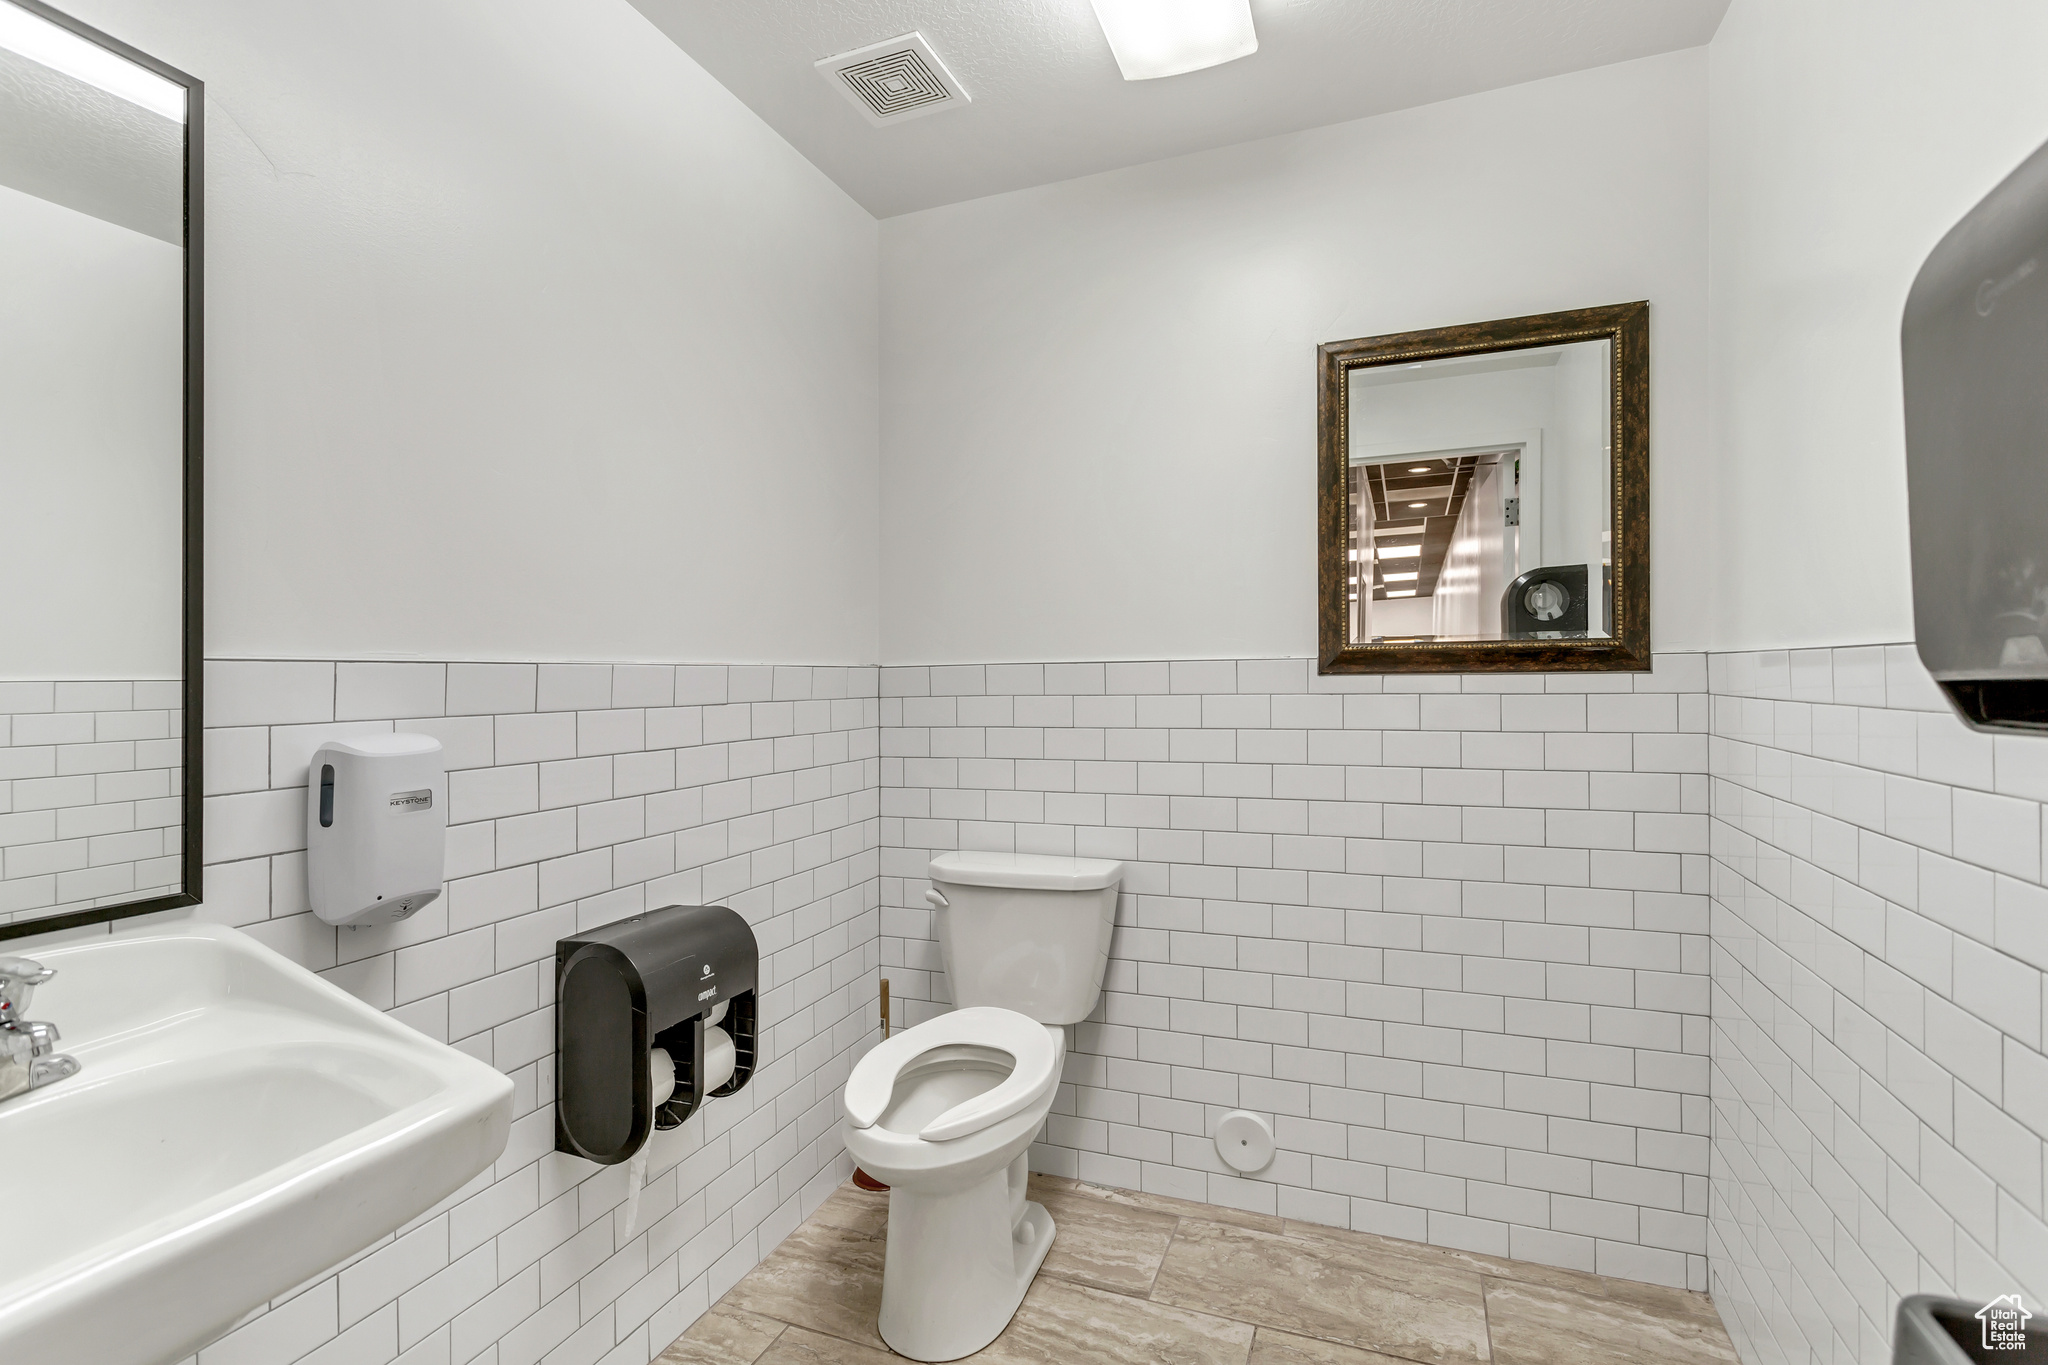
[0,919,514,1365]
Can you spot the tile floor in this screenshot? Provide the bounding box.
[657,1176,1739,1365]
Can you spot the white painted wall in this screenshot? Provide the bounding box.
[1706,0,2048,651]
[0,184,182,678]
[63,0,881,666]
[1367,595,1435,637]
[1349,364,1555,460]
[880,49,1709,664]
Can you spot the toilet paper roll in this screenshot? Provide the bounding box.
[649,1046,676,1107]
[703,1025,737,1094]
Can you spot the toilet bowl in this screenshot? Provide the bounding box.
[840,852,1123,1361]
[841,1006,1064,1362]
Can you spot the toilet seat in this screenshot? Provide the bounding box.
[845,1007,1058,1142]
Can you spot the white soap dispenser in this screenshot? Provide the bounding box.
[306,733,446,926]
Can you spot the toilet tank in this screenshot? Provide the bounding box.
[927,852,1125,1025]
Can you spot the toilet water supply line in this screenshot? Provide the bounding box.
[619,1000,737,1237]
[852,898,930,1189]
[849,978,894,1193]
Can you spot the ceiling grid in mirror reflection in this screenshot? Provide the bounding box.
[1318,303,1649,674]
[0,0,201,940]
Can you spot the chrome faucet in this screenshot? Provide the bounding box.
[0,956,80,1102]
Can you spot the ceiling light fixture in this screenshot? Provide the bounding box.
[1377,545,1421,560]
[0,0,184,121]
[1408,466,1431,473]
[1381,571,1419,582]
[1407,502,1428,508]
[1088,0,1257,81]
[1384,590,1417,598]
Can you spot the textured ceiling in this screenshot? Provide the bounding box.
[625,0,1730,217]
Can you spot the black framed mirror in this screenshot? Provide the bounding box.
[0,0,201,939]
[1318,302,1649,673]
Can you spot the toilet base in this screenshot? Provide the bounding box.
[876,1154,1056,1362]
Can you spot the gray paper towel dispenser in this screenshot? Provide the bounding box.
[1903,134,2048,729]
[1893,1293,2045,1361]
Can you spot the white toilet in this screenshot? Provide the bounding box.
[842,851,1123,1362]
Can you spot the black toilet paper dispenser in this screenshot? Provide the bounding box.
[555,903,758,1165]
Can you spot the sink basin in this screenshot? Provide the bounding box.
[0,920,514,1365]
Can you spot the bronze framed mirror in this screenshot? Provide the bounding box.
[1317,301,1648,673]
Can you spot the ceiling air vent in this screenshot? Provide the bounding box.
[814,32,968,127]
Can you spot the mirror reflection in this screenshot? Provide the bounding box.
[0,0,194,928]
[1347,340,1612,645]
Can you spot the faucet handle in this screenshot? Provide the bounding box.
[0,957,55,1021]
[28,1053,79,1089]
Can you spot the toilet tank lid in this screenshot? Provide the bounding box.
[928,851,1125,892]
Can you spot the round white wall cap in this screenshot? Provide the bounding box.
[1214,1109,1274,1173]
